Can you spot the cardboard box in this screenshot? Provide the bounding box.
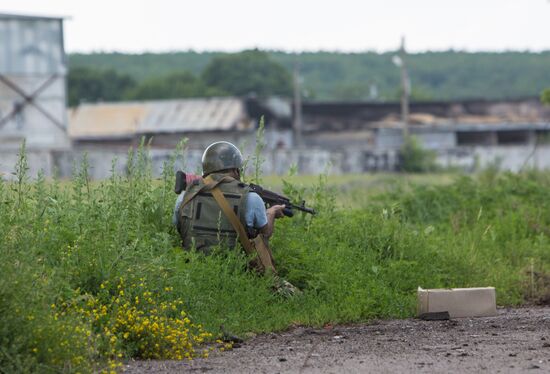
[417,287,497,318]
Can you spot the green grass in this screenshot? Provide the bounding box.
[262,172,456,208]
[1,146,550,373]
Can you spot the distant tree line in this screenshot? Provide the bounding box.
[68,50,550,106]
[68,50,292,106]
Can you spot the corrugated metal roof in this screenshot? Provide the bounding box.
[68,98,249,140]
[138,97,246,134]
[68,103,146,140]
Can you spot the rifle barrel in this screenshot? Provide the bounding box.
[291,204,316,215]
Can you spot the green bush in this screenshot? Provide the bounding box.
[399,135,437,173]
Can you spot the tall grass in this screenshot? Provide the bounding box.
[1,142,550,372]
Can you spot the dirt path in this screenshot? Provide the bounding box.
[124,307,550,373]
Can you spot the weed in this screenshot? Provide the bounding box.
[252,116,266,185]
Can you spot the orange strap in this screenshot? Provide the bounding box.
[180,175,233,210]
[201,176,276,273]
[207,179,256,256]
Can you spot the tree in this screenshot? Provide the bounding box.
[542,89,550,105]
[68,67,136,106]
[124,72,225,100]
[201,50,292,97]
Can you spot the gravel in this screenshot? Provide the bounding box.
[124,306,550,373]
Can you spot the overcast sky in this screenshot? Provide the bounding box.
[2,0,549,53]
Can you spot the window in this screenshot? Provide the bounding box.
[456,131,494,146]
[496,130,530,145]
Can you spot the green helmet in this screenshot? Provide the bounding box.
[201,141,243,175]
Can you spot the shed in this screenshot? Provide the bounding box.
[68,98,257,150]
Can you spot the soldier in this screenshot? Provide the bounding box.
[173,142,292,281]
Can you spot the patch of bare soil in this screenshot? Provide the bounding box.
[124,307,550,373]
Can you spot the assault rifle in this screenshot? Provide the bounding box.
[174,170,315,217]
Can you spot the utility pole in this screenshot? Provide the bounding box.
[293,62,303,147]
[394,36,410,137]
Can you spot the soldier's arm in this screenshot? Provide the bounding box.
[246,192,285,239]
[259,204,286,238]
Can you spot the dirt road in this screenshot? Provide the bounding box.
[124,307,550,373]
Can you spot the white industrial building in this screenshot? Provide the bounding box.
[0,13,70,177]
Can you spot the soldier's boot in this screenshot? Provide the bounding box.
[273,276,302,298]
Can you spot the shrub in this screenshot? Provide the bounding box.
[398,135,437,173]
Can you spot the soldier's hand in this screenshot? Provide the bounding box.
[267,204,286,219]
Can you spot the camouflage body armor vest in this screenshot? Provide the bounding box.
[178,173,250,252]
